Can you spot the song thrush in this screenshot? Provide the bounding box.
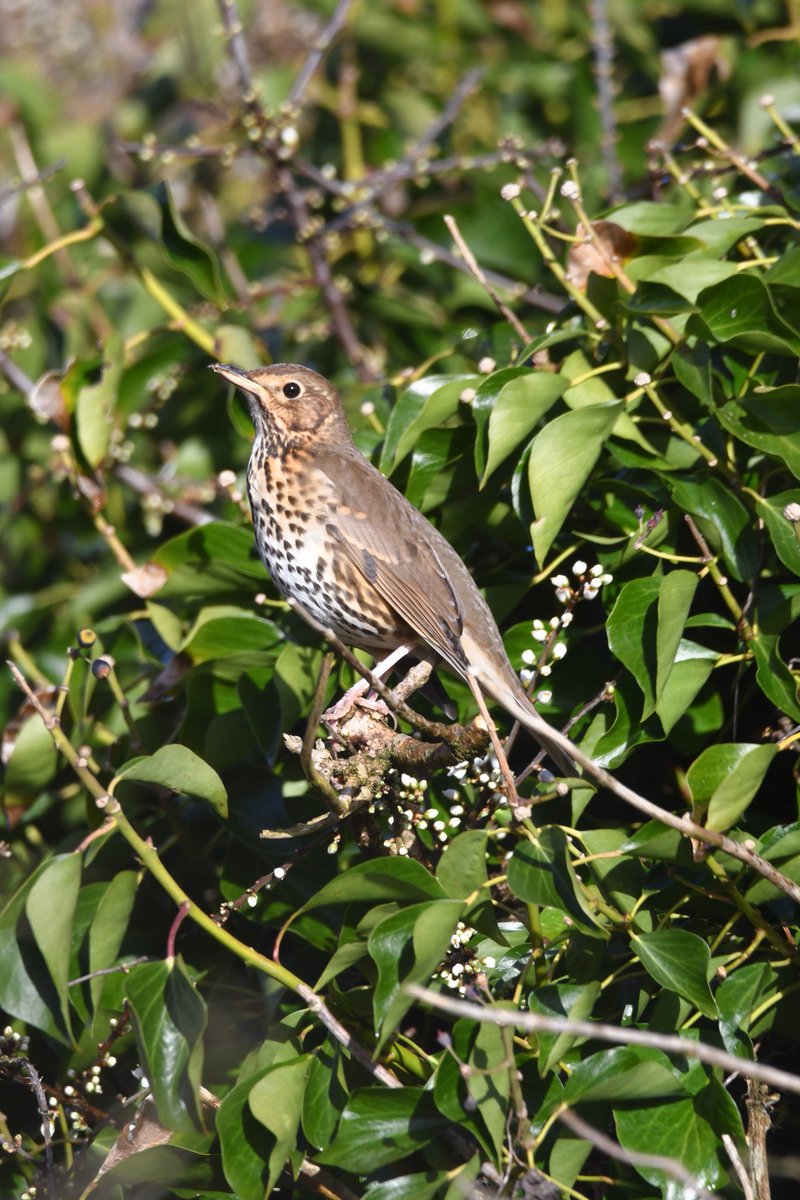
[211,362,574,775]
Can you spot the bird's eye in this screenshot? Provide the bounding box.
[282,381,302,399]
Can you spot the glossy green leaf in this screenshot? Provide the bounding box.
[154,522,265,579]
[647,569,697,718]
[126,958,207,1133]
[476,369,566,485]
[433,1016,509,1161]
[364,1171,449,1200]
[25,854,81,1042]
[563,1046,685,1103]
[436,829,488,899]
[686,742,776,832]
[0,861,68,1041]
[754,490,800,575]
[528,982,600,1074]
[506,828,604,936]
[179,605,283,663]
[369,898,463,1045]
[614,1068,743,1192]
[88,870,138,1014]
[670,476,757,582]
[632,930,717,1017]
[317,1088,450,1171]
[606,576,660,712]
[716,385,800,480]
[380,376,472,474]
[528,401,622,566]
[299,857,447,915]
[115,744,228,817]
[248,1056,312,1194]
[693,274,800,354]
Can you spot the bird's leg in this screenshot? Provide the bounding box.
[464,670,520,807]
[323,643,414,722]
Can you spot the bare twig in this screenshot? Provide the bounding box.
[375,217,562,313]
[297,983,400,1087]
[406,984,800,1098]
[289,0,357,107]
[410,68,484,156]
[113,464,214,527]
[559,1106,714,1199]
[723,1133,755,1200]
[0,348,35,398]
[444,213,530,342]
[588,0,622,200]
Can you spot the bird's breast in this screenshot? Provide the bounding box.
[246,450,403,650]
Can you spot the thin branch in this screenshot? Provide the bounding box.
[289,0,357,107]
[410,68,484,156]
[0,349,35,398]
[444,213,530,342]
[375,217,562,313]
[558,1107,714,1199]
[588,0,622,200]
[406,984,800,1098]
[297,983,400,1088]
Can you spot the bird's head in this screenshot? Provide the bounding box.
[211,362,352,453]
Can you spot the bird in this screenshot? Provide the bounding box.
[210,361,575,777]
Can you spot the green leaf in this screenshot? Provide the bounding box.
[25,854,81,1043]
[717,961,776,1048]
[433,1016,510,1162]
[506,828,604,936]
[647,569,697,718]
[614,1069,743,1192]
[670,476,757,583]
[606,576,660,712]
[75,333,122,468]
[476,369,566,485]
[126,957,207,1133]
[88,870,138,1014]
[248,1056,312,1195]
[2,713,57,805]
[693,273,800,354]
[0,861,69,1041]
[436,829,488,899]
[115,744,228,817]
[364,1172,449,1200]
[299,857,447,915]
[686,742,776,832]
[303,1044,347,1149]
[380,376,472,474]
[754,490,800,576]
[180,605,283,664]
[632,930,717,1017]
[154,522,266,579]
[104,184,227,303]
[563,1047,685,1103]
[317,1088,451,1171]
[528,401,622,566]
[528,982,600,1074]
[717,385,800,480]
[369,898,463,1046]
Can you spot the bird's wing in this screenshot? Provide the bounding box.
[317,451,469,675]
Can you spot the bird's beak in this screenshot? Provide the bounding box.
[210,363,260,394]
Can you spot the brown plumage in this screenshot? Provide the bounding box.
[211,361,574,775]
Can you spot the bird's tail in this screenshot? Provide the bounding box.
[480,674,578,778]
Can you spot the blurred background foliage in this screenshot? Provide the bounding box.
[2,0,800,1197]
